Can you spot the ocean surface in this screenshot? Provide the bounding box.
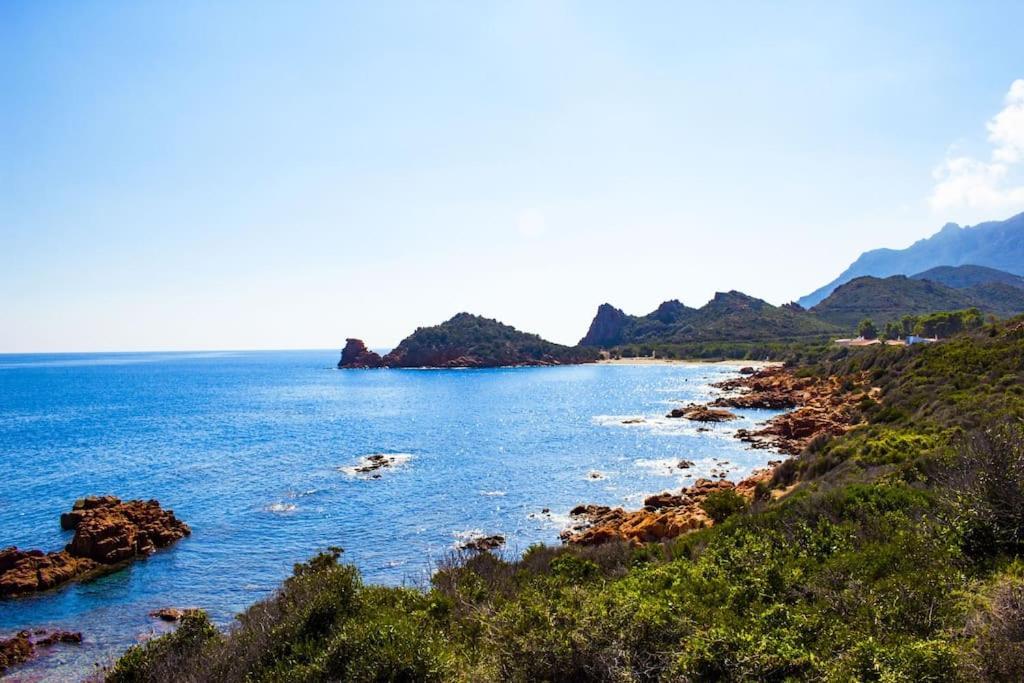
[0,351,783,680]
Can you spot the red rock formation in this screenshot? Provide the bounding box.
[562,477,759,546]
[0,497,189,597]
[0,629,81,673]
[718,366,875,454]
[337,338,384,368]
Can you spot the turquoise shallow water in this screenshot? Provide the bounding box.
[0,351,781,680]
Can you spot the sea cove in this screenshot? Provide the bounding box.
[0,351,782,679]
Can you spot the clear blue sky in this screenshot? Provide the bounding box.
[3,1,1023,352]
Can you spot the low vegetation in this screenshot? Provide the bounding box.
[109,318,1024,682]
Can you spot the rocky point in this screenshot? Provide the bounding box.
[0,496,190,597]
[337,338,384,368]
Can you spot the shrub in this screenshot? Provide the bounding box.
[962,568,1024,681]
[701,489,749,523]
[943,422,1024,559]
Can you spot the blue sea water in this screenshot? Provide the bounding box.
[0,351,783,680]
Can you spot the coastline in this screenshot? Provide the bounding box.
[597,357,779,368]
[563,362,867,545]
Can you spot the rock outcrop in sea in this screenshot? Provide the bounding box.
[337,338,384,368]
[0,497,190,597]
[666,404,739,422]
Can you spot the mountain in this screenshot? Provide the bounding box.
[342,313,598,368]
[911,264,1024,290]
[798,211,1024,308]
[580,291,839,347]
[810,274,1024,329]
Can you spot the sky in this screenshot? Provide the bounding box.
[2,1,1024,352]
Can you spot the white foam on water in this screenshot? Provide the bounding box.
[339,452,414,477]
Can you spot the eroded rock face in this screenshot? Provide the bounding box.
[338,338,384,369]
[0,497,189,597]
[579,303,631,347]
[0,629,82,673]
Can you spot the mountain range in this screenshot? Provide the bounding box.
[797,211,1024,308]
[340,213,1024,366]
[580,292,839,347]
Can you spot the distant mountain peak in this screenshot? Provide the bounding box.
[797,211,1024,308]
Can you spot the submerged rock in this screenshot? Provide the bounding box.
[0,497,190,597]
[0,629,81,674]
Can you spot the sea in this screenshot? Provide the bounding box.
[0,350,783,680]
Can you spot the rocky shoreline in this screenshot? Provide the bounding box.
[0,496,190,597]
[563,365,875,545]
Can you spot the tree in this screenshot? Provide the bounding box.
[858,318,878,340]
[883,321,901,340]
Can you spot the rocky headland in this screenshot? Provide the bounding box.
[0,496,190,597]
[339,312,599,369]
[563,364,875,545]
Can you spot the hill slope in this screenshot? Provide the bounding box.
[580,292,839,347]
[351,313,598,368]
[810,274,1024,329]
[911,264,1024,290]
[798,211,1024,307]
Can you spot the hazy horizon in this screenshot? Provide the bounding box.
[4,2,1024,353]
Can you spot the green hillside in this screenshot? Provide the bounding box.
[381,313,598,367]
[912,264,1024,290]
[811,274,1024,330]
[581,291,839,348]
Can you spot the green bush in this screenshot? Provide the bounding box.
[701,489,749,523]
